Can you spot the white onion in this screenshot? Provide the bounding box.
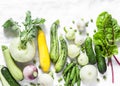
[38,74,54,86]
[80,65,98,83]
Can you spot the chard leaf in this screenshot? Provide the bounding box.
[93,11,120,57]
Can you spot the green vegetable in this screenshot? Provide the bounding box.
[58,77,63,82]
[65,72,70,85]
[64,27,76,40]
[3,11,45,63]
[93,11,120,57]
[63,63,80,86]
[85,36,96,64]
[3,18,20,36]
[0,65,20,86]
[55,36,68,73]
[93,11,120,83]
[63,62,75,75]
[95,45,107,74]
[68,44,80,59]
[1,45,23,81]
[70,66,76,80]
[77,53,89,66]
[50,20,59,63]
[71,73,76,85]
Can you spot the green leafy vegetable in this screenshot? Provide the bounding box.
[3,11,45,49]
[3,18,20,31]
[93,11,120,57]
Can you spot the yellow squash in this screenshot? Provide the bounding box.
[37,30,50,73]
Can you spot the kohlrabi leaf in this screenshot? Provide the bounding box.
[19,11,45,49]
[3,11,45,49]
[3,18,20,31]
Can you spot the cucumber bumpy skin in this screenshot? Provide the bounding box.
[50,20,59,63]
[55,36,68,73]
[95,45,107,74]
[85,37,96,64]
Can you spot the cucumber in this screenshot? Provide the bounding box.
[95,45,107,74]
[55,36,68,73]
[85,37,96,64]
[1,45,23,81]
[50,20,59,63]
[0,65,20,86]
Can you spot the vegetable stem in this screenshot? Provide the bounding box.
[109,58,114,83]
[113,55,120,65]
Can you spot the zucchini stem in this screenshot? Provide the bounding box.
[1,45,8,51]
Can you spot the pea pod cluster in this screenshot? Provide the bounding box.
[62,62,81,86]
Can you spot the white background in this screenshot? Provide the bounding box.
[0,0,120,86]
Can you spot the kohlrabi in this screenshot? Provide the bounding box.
[68,44,80,59]
[3,11,45,62]
[64,27,76,40]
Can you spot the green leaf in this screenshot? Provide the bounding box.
[96,11,112,30]
[3,18,20,31]
[32,18,45,24]
[93,11,120,58]
[19,11,45,49]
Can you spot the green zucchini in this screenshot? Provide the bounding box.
[50,20,59,63]
[55,36,68,73]
[1,45,23,81]
[95,45,107,74]
[85,36,96,64]
[0,65,20,86]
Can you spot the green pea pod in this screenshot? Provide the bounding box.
[76,66,81,86]
[55,36,68,73]
[63,62,75,75]
[70,66,76,80]
[85,37,96,64]
[66,72,70,85]
[71,72,76,85]
[50,20,59,63]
